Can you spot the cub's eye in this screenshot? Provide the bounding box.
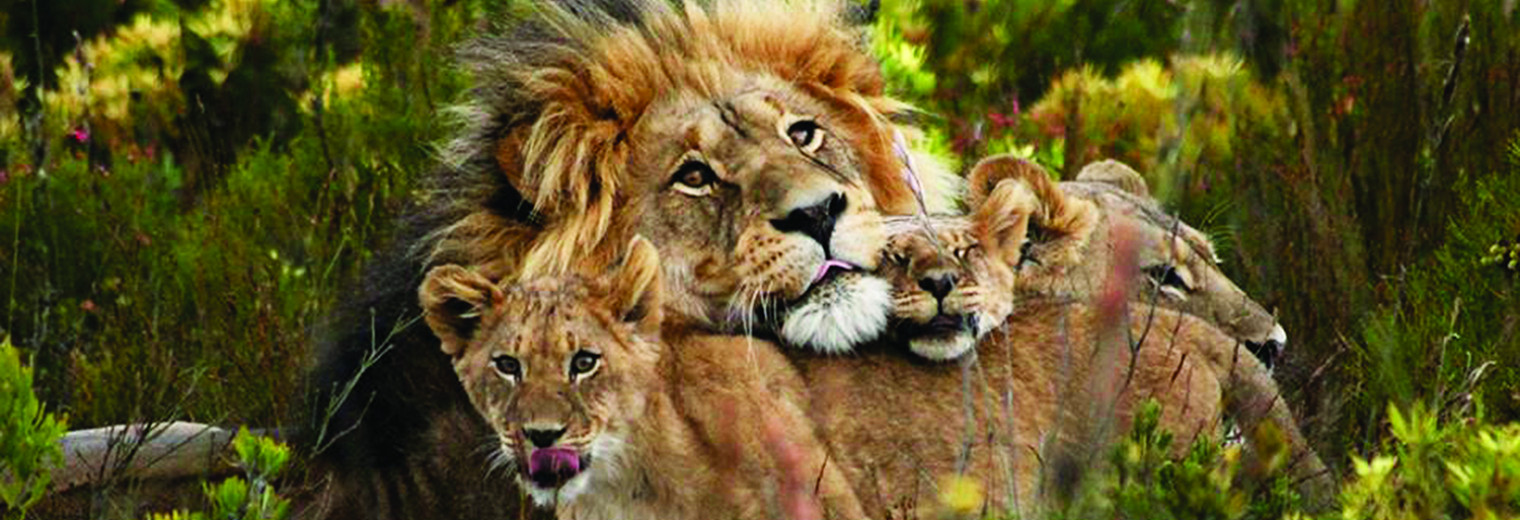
[1145,265,1189,289]
[670,160,717,197]
[492,355,522,380]
[786,120,824,154]
[569,350,601,378]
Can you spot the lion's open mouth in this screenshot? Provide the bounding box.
[524,447,589,489]
[898,313,973,339]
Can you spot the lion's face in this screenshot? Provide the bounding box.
[972,156,1288,367]
[420,240,663,507]
[879,183,1035,361]
[624,83,891,353]
[1118,208,1288,367]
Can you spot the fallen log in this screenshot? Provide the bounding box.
[51,422,247,494]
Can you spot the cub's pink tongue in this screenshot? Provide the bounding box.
[811,259,856,284]
[526,448,582,488]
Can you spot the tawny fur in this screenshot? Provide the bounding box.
[851,179,1333,515]
[437,0,958,281]
[430,0,978,353]
[420,238,868,520]
[795,300,1233,518]
[967,155,1287,349]
[1072,158,1151,198]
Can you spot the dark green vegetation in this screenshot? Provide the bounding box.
[2,0,1518,518]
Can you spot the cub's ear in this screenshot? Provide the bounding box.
[1075,159,1150,198]
[965,154,1055,210]
[607,236,663,333]
[974,180,1040,268]
[419,265,503,357]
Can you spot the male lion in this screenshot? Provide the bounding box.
[965,156,1288,368]
[843,179,1333,516]
[302,0,956,517]
[418,237,868,520]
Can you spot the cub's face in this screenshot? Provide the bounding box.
[879,184,1035,361]
[626,80,893,353]
[420,240,662,507]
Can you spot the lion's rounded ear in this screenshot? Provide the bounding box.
[1075,159,1150,198]
[965,154,1056,210]
[419,265,502,357]
[609,236,662,332]
[974,180,1040,268]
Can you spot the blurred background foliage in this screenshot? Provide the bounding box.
[872,0,1520,462]
[0,0,1518,516]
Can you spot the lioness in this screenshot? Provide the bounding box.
[853,179,1333,514]
[419,237,868,520]
[966,156,1288,368]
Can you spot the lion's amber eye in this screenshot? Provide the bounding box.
[786,120,824,153]
[670,160,717,197]
[492,355,522,380]
[569,350,601,378]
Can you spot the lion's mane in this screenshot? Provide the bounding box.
[300,1,954,517]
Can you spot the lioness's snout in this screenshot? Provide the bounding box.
[1243,324,1287,369]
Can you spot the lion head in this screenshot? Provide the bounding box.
[878,181,1035,360]
[960,155,1287,367]
[426,0,960,354]
[419,237,663,506]
[1062,160,1287,367]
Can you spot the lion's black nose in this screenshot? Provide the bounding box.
[918,274,956,300]
[522,426,566,448]
[1245,339,1282,370]
[771,193,847,250]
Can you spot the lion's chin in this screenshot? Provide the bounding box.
[516,432,625,509]
[899,314,978,361]
[779,272,892,353]
[522,469,593,508]
[907,334,977,361]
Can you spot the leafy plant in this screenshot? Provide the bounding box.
[144,428,293,520]
[0,336,67,520]
[1042,400,1299,520]
[1341,403,1520,520]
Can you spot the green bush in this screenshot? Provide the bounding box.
[0,336,67,520]
[1017,53,1290,200]
[1042,400,1299,520]
[1339,403,1520,520]
[0,0,480,429]
[144,428,293,520]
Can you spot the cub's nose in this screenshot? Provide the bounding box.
[918,274,956,300]
[522,426,567,448]
[771,192,847,250]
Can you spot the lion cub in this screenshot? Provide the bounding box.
[420,237,867,520]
